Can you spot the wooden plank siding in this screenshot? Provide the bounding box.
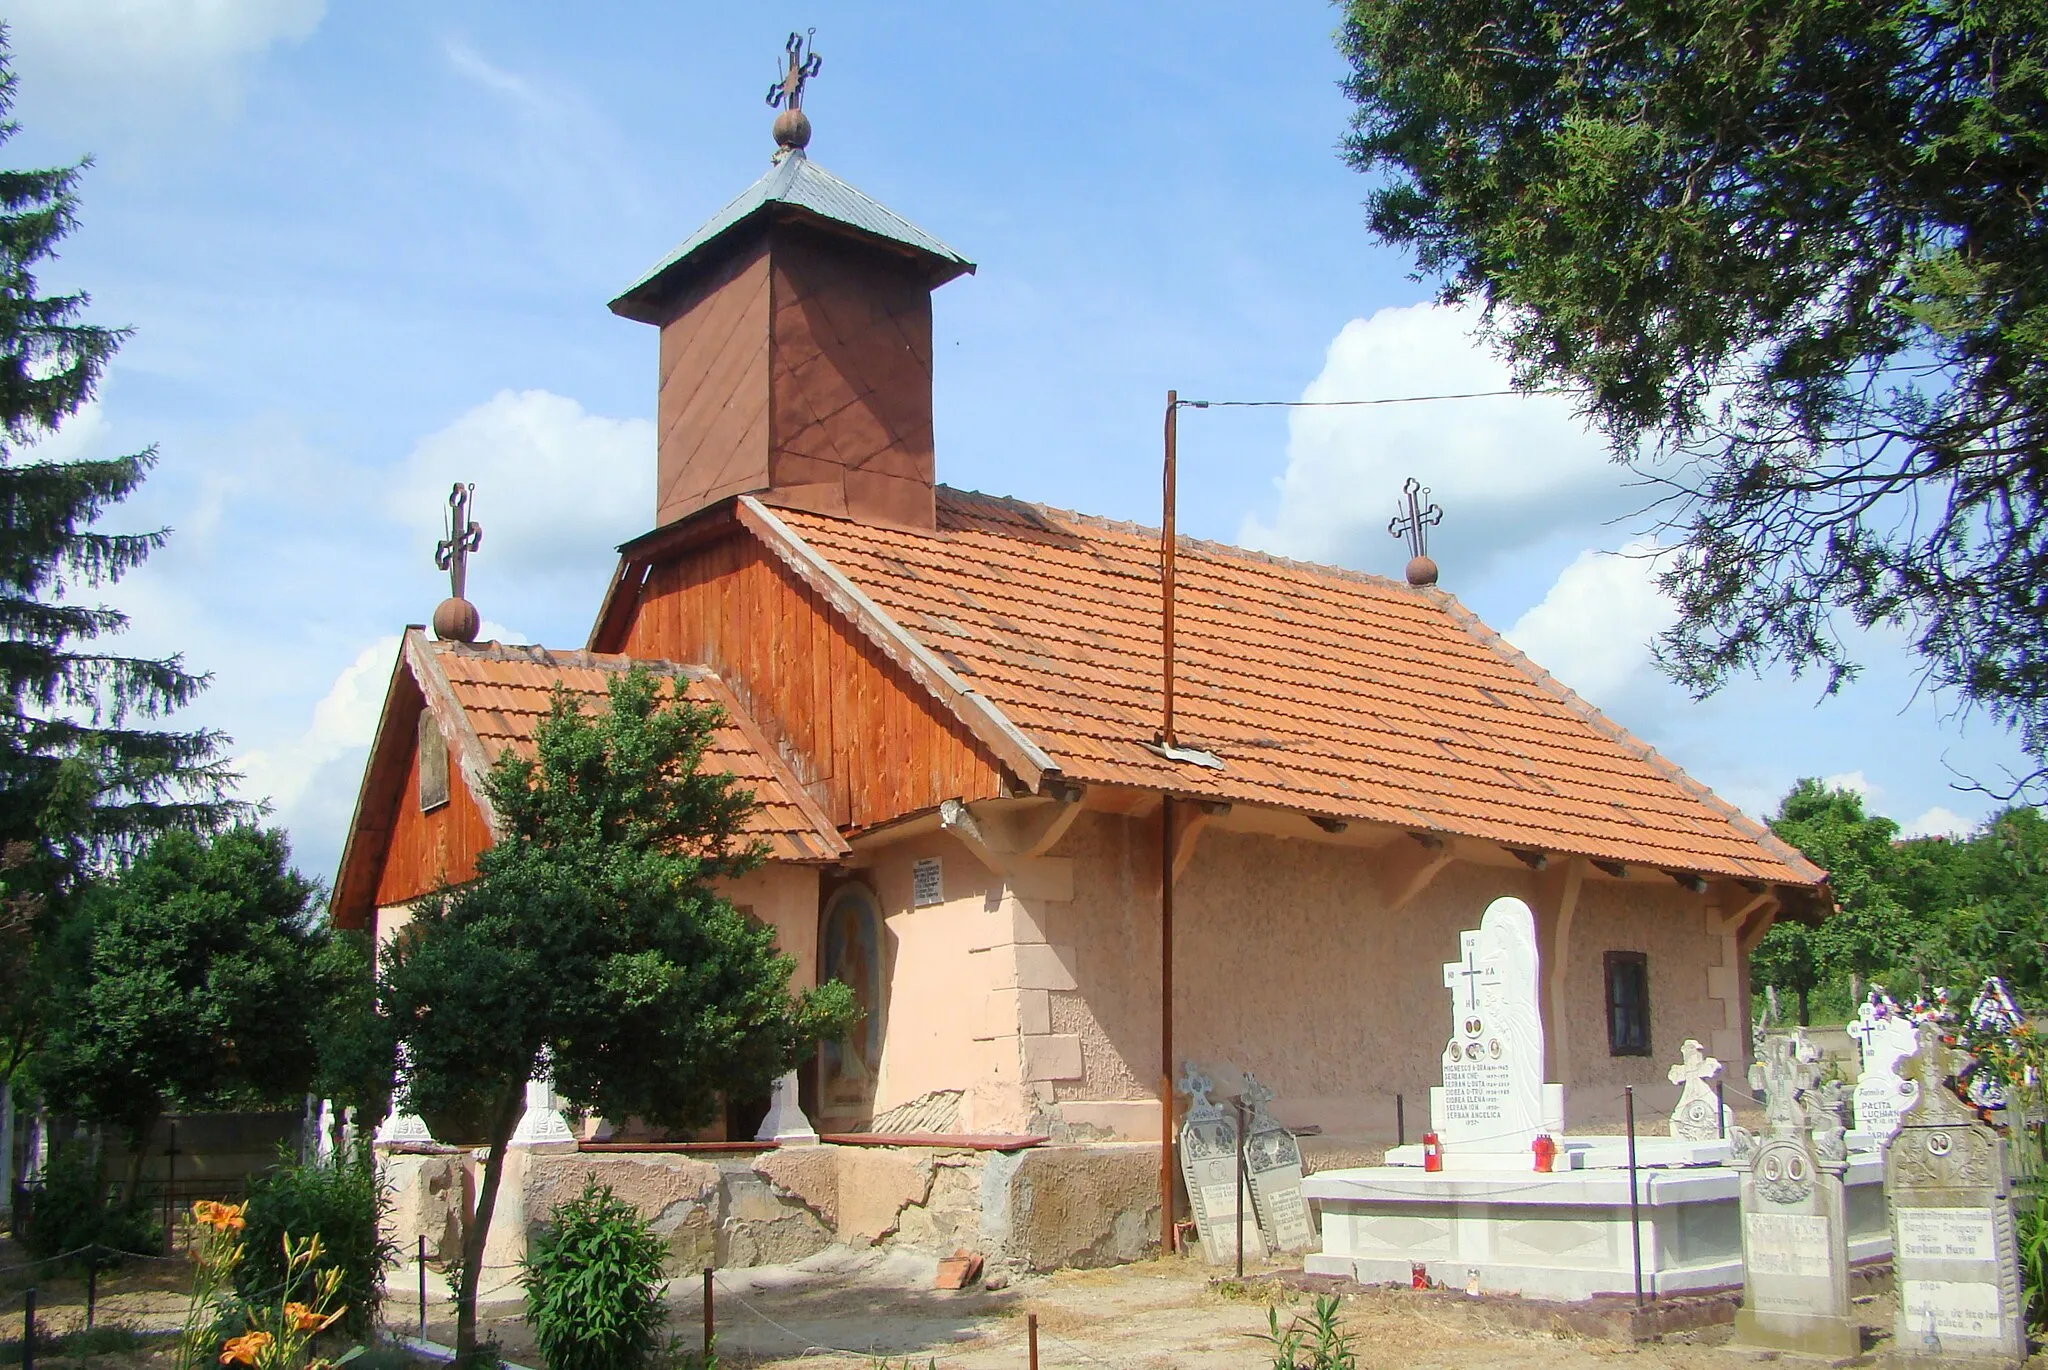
[618,532,1008,829]
[654,236,773,527]
[372,734,494,908]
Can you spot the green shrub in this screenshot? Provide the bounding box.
[1257,1293,1357,1370]
[20,1141,161,1272]
[236,1150,395,1338]
[521,1179,670,1370]
[2020,1189,2048,1333]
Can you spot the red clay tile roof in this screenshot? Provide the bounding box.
[426,639,847,862]
[761,488,1821,886]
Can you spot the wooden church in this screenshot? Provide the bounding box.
[331,62,1826,1166]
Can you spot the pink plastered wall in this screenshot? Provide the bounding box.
[719,863,822,985]
[822,809,1741,1143]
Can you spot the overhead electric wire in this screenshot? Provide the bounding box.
[1178,388,1575,409]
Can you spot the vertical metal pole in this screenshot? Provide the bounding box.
[1396,1094,1405,1148]
[417,1234,427,1341]
[1161,390,1178,750]
[1624,1085,1644,1307]
[86,1267,96,1329]
[1158,389,1181,1258]
[1234,1097,1246,1279]
[1160,794,1177,1255]
[702,1268,714,1360]
[1027,1312,1039,1370]
[22,1287,34,1370]
[163,1121,176,1256]
[1716,1080,1727,1138]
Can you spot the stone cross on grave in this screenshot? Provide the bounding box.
[1178,1061,1222,1121]
[1443,931,1500,1035]
[1240,1072,1275,1122]
[1666,1038,1727,1142]
[1748,1030,1823,1138]
[435,483,482,601]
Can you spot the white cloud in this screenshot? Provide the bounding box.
[6,0,324,126]
[1902,806,1974,840]
[1823,769,1880,801]
[234,633,399,818]
[1504,541,1677,709]
[1239,301,1631,576]
[390,388,652,591]
[7,398,113,464]
[444,39,545,111]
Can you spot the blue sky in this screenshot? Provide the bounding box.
[4,0,2032,885]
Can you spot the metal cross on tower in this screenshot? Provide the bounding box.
[767,29,822,111]
[435,483,482,602]
[1388,476,1443,560]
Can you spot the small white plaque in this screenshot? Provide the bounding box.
[1898,1207,1996,1263]
[912,856,943,907]
[1746,1212,1831,1275]
[1901,1279,2002,1339]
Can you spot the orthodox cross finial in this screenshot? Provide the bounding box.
[431,483,483,644]
[1388,476,1444,587]
[767,29,822,156]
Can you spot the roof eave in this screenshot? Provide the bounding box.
[609,202,974,325]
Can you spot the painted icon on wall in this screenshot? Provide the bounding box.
[820,884,882,1109]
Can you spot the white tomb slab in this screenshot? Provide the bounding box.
[1305,1154,1891,1301]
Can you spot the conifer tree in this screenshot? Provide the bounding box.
[0,35,235,1104]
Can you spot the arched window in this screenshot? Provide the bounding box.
[819,883,883,1112]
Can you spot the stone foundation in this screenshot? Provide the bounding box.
[379,1140,1160,1278]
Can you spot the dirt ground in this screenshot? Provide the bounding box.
[10,1235,2047,1370]
[456,1249,1992,1370]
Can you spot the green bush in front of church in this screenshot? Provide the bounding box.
[521,1179,671,1370]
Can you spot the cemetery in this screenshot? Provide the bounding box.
[287,28,2048,1369]
[3,10,2047,1370]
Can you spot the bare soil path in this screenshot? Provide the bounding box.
[14,1234,2048,1370]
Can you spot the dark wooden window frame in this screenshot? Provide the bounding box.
[1605,950,1651,1057]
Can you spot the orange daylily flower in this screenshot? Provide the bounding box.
[284,1303,342,1333]
[192,1200,247,1232]
[219,1331,272,1366]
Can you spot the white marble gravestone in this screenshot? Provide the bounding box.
[1847,992,1921,1140]
[1667,1039,1733,1141]
[1729,1032,1860,1358]
[1177,1064,1265,1264]
[1885,1022,2026,1367]
[1429,896,1564,1161]
[1239,1073,1314,1251]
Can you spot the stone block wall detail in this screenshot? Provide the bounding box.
[963,868,1081,1132]
[377,1141,1160,1279]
